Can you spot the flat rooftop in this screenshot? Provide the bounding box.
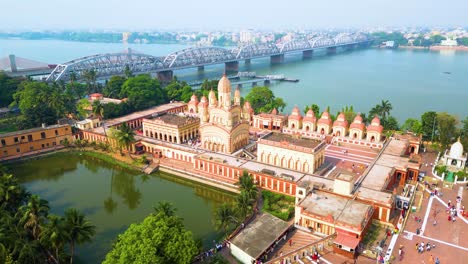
[360,164,394,191]
[147,113,199,127]
[376,154,419,170]
[195,152,307,182]
[261,133,323,150]
[383,139,408,156]
[230,213,290,259]
[90,102,185,134]
[356,187,393,205]
[299,191,372,228]
[0,124,69,137]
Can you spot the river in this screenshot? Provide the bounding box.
[11,152,235,263]
[1,39,467,122]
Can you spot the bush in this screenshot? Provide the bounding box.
[261,190,295,221]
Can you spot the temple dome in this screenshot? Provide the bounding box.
[190,94,198,103]
[371,116,381,126]
[217,74,231,94]
[271,108,278,115]
[200,96,207,103]
[449,139,464,159]
[289,106,303,120]
[353,114,363,123]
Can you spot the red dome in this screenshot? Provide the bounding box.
[271,108,278,115]
[353,114,363,123]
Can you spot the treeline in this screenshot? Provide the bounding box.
[0,168,95,263]
[1,72,214,129]
[0,31,179,44]
[371,32,454,47]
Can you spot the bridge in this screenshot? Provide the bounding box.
[46,33,371,82]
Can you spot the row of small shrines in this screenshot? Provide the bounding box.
[188,93,385,143]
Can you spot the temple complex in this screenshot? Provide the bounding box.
[198,75,250,153]
[73,75,426,263]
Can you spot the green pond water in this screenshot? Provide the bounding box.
[11,152,235,263]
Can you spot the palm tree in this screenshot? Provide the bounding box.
[91,100,108,142]
[40,214,68,262]
[0,174,26,211]
[153,201,176,217]
[64,208,96,264]
[124,65,133,79]
[237,171,258,201]
[236,191,253,218]
[113,123,135,155]
[214,203,238,232]
[379,99,393,124]
[19,195,50,240]
[83,69,97,94]
[368,105,382,120]
[69,71,77,90]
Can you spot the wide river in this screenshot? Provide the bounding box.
[1,39,467,122]
[11,153,235,263]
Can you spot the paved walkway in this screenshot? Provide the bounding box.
[388,183,468,264]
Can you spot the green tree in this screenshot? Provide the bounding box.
[401,118,422,134]
[13,81,67,128]
[124,65,133,79]
[385,116,399,131]
[303,104,320,117]
[103,76,126,98]
[40,214,68,262]
[436,112,458,149]
[236,191,253,219]
[103,205,198,264]
[19,195,50,240]
[0,73,23,107]
[120,74,165,110]
[64,208,96,264]
[430,34,446,45]
[421,111,438,141]
[111,123,135,154]
[214,203,238,232]
[458,37,468,46]
[244,86,286,114]
[83,69,97,94]
[76,98,91,118]
[340,105,357,124]
[237,171,258,201]
[153,201,176,217]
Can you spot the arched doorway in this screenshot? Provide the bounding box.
[353,133,357,139]
[320,128,325,134]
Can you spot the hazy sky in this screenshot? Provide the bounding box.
[2,0,467,30]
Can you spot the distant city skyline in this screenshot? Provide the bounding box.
[1,0,467,31]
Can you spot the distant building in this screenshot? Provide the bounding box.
[440,38,458,46]
[240,30,254,43]
[0,124,73,160]
[122,32,131,43]
[384,41,395,48]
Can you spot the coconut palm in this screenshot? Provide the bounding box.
[83,69,97,94]
[236,191,253,218]
[40,214,68,262]
[379,99,393,124]
[0,174,26,211]
[113,123,135,154]
[19,195,50,240]
[64,208,96,264]
[153,201,176,217]
[124,65,133,78]
[214,203,238,232]
[236,171,258,201]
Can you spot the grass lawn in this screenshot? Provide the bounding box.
[262,190,295,221]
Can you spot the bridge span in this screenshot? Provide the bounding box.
[46,33,371,83]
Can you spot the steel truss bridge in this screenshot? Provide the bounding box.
[46,33,370,82]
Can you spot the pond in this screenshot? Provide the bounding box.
[11,152,235,263]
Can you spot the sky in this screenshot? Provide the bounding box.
[1,0,467,31]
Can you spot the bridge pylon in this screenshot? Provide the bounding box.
[326,47,337,55]
[270,54,284,64]
[157,70,173,83]
[302,50,314,59]
[225,61,239,73]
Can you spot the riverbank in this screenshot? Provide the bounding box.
[398,45,468,51]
